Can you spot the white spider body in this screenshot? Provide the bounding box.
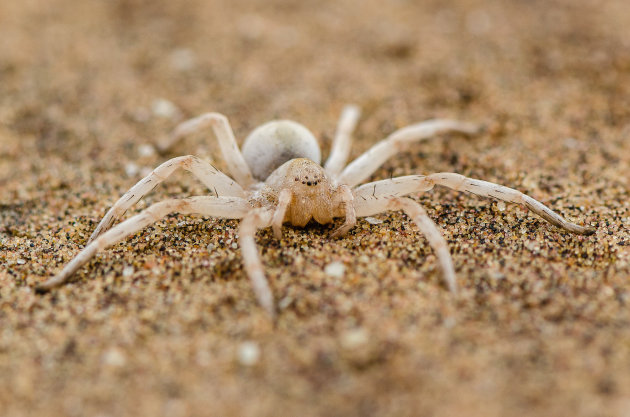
[242,121,343,228]
[38,105,595,320]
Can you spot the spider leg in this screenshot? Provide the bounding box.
[37,196,250,292]
[353,175,434,206]
[238,208,275,318]
[354,174,595,235]
[337,119,479,187]
[89,156,245,243]
[271,189,292,239]
[324,104,361,177]
[330,184,357,238]
[425,173,596,234]
[157,112,255,187]
[351,196,457,292]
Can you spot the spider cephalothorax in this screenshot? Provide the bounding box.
[256,158,346,228]
[38,105,595,319]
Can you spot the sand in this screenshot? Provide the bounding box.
[1,0,629,416]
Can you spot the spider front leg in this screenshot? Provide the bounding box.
[354,174,595,235]
[338,119,480,187]
[353,196,457,292]
[37,196,250,292]
[424,173,596,234]
[157,112,255,187]
[238,208,275,318]
[89,156,245,243]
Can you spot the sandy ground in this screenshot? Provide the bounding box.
[1,0,629,416]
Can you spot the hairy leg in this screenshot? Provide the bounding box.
[324,104,361,177]
[158,113,255,187]
[89,155,245,243]
[353,174,595,235]
[338,119,479,187]
[331,184,357,238]
[37,196,250,291]
[238,208,275,318]
[351,196,457,292]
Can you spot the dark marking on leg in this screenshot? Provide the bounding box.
[467,190,485,198]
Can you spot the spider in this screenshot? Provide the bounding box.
[37,105,595,318]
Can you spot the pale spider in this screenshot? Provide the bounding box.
[37,105,595,318]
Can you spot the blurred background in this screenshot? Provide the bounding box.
[1,0,629,416]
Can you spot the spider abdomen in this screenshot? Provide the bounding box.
[241,120,322,180]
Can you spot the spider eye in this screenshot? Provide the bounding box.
[294,177,299,181]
